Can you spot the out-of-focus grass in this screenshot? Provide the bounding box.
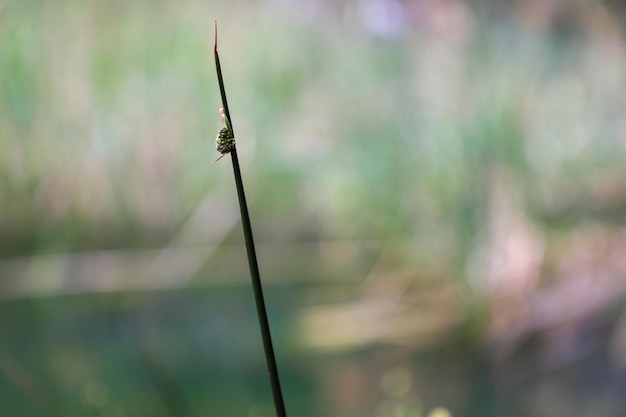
[2,1,625,260]
[1,1,220,254]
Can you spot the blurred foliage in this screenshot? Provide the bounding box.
[1,0,626,257]
[0,0,622,252]
[2,0,626,416]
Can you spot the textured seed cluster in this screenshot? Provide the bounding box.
[216,127,235,154]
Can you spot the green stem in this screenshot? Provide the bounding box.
[213,20,288,417]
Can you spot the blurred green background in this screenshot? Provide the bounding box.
[2,0,626,416]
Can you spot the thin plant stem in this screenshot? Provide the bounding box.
[213,20,288,417]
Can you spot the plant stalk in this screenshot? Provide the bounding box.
[213,20,288,417]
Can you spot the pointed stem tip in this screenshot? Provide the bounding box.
[213,20,218,53]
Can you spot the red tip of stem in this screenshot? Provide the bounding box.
[213,20,218,52]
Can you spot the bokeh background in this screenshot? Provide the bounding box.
[2,0,626,416]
